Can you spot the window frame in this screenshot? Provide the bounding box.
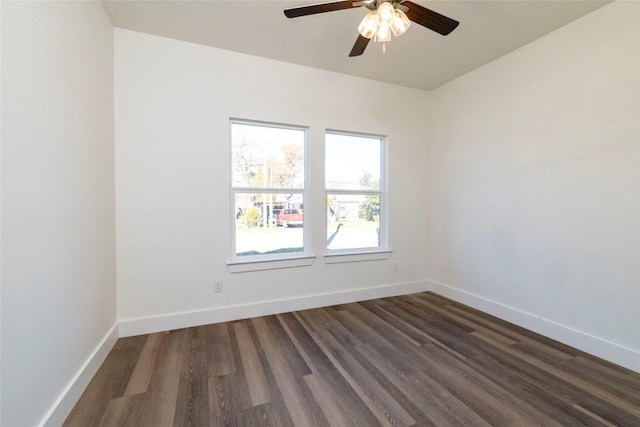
[228,118,313,272]
[324,129,390,262]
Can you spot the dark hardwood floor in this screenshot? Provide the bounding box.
[64,292,640,426]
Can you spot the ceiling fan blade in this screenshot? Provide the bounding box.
[284,1,361,18]
[349,34,370,57]
[402,1,459,35]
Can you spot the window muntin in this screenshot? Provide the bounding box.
[325,131,386,253]
[231,120,308,261]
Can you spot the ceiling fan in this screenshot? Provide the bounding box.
[284,0,459,57]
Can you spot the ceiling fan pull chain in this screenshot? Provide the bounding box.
[383,42,386,53]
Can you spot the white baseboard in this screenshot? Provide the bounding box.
[429,280,640,373]
[119,281,431,337]
[40,323,119,427]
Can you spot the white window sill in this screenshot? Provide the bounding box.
[324,250,392,264]
[227,255,315,273]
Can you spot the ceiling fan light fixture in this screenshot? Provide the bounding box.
[391,9,411,37]
[283,0,459,57]
[358,11,379,39]
[360,1,410,44]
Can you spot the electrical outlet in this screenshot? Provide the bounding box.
[392,261,399,272]
[214,279,223,293]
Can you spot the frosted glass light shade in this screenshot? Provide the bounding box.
[358,11,379,39]
[391,9,411,36]
[377,1,395,23]
[376,21,391,42]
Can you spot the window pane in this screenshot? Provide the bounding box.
[327,194,380,250]
[235,193,304,257]
[326,133,380,191]
[232,123,305,189]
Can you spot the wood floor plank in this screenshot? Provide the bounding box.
[417,343,530,426]
[285,312,384,427]
[420,339,564,426]
[381,300,476,359]
[240,399,295,427]
[367,302,438,344]
[63,335,147,426]
[331,332,436,426]
[262,315,312,378]
[445,301,581,356]
[97,393,148,426]
[573,403,620,427]
[304,373,363,427]
[173,328,210,427]
[568,356,640,404]
[143,329,186,425]
[473,330,640,420]
[343,302,423,346]
[276,313,319,373]
[65,292,640,426]
[227,320,259,411]
[356,341,489,427]
[233,321,273,406]
[410,296,520,347]
[470,333,639,426]
[204,322,236,377]
[333,309,424,375]
[208,373,233,426]
[251,316,330,427]
[414,369,497,427]
[468,353,607,427]
[314,326,416,427]
[94,330,186,426]
[123,332,166,396]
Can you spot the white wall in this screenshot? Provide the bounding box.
[114,30,431,329]
[1,2,116,425]
[427,1,640,371]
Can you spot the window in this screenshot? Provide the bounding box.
[230,120,310,269]
[325,131,388,258]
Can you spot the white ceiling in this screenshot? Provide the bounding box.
[102,0,611,91]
